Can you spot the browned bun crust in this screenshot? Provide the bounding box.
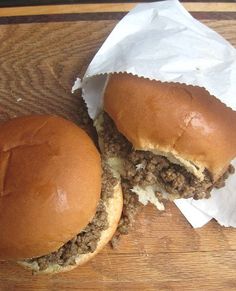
[18,183,123,274]
[104,73,236,180]
[0,115,101,260]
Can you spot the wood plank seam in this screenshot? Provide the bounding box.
[0,12,235,26]
[0,2,235,17]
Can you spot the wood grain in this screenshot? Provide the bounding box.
[0,11,235,291]
[0,2,235,17]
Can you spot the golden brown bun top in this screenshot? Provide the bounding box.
[0,115,101,260]
[19,182,123,274]
[104,73,236,180]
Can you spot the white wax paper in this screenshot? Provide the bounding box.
[77,0,236,227]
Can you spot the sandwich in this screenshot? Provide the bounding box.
[95,73,236,204]
[0,115,122,274]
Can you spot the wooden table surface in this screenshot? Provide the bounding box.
[0,2,236,290]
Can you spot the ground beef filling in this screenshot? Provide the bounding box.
[111,180,141,248]
[101,160,118,200]
[26,163,117,271]
[101,112,235,200]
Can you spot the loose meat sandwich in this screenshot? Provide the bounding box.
[95,73,236,201]
[0,115,122,274]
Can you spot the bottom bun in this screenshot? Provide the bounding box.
[18,183,123,274]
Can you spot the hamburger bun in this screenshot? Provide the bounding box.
[0,115,101,260]
[103,73,236,181]
[18,182,123,274]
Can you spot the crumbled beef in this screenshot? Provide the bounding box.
[26,162,117,271]
[98,114,142,247]
[214,164,235,189]
[101,160,118,200]
[77,98,142,245]
[110,180,142,248]
[101,112,132,158]
[28,199,108,271]
[123,150,215,199]
[101,112,235,200]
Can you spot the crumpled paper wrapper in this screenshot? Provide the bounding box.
[74,0,236,227]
